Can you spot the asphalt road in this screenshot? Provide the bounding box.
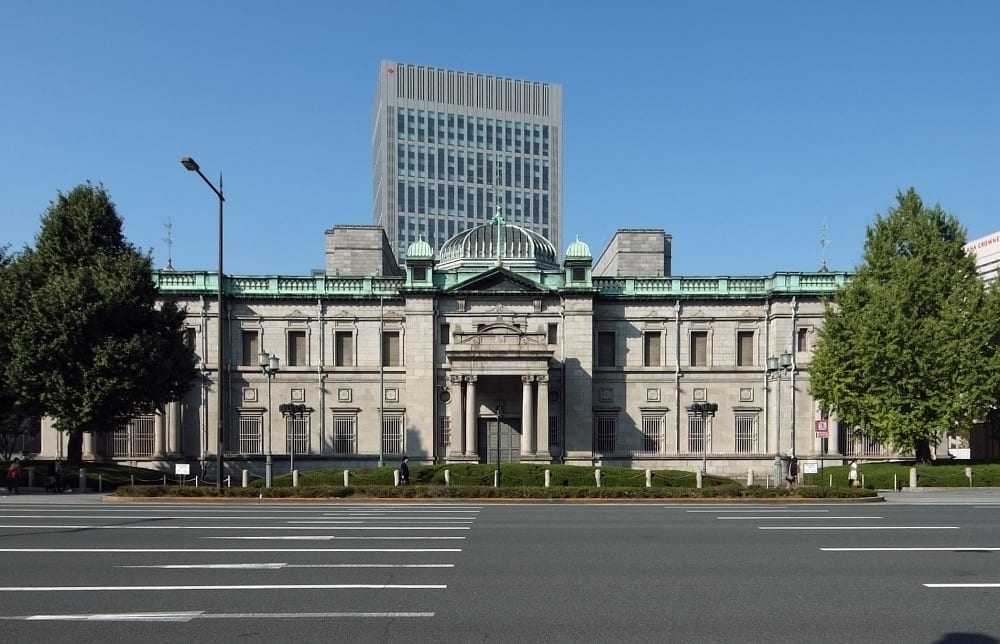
[1,491,999,644]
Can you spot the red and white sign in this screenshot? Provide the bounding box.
[815,420,829,438]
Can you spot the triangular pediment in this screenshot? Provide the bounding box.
[447,268,548,294]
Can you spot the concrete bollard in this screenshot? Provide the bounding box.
[595,468,602,488]
[343,470,350,486]
[292,470,299,488]
[909,467,917,489]
[27,467,35,488]
[394,469,401,486]
[696,470,703,489]
[444,469,451,487]
[645,469,652,488]
[79,468,86,492]
[966,467,973,487]
[747,469,755,486]
[544,469,551,488]
[242,469,249,488]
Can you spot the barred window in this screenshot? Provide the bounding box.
[734,412,758,454]
[640,414,663,454]
[838,423,887,457]
[383,413,404,455]
[594,414,617,454]
[286,415,310,454]
[439,415,451,448]
[548,416,559,449]
[687,412,706,453]
[238,413,263,454]
[111,415,155,457]
[332,414,357,455]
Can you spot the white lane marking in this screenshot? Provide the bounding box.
[822,547,1000,552]
[686,509,829,513]
[760,526,959,530]
[718,516,883,520]
[0,524,469,530]
[0,584,446,592]
[0,611,435,622]
[0,548,461,553]
[288,519,475,523]
[925,583,1000,588]
[120,563,455,569]
[205,535,464,540]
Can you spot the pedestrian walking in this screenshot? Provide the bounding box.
[848,459,859,488]
[787,457,799,488]
[399,456,410,485]
[7,458,22,495]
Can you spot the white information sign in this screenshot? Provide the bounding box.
[175,463,191,475]
[803,461,819,474]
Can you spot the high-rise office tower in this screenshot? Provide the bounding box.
[373,61,563,261]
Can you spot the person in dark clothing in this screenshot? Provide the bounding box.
[400,456,410,485]
[787,457,799,488]
[7,459,22,495]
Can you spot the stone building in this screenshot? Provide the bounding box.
[38,217,899,482]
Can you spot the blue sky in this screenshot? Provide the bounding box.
[2,0,998,277]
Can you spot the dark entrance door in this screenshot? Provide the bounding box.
[478,417,521,464]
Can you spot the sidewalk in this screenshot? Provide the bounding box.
[0,487,107,503]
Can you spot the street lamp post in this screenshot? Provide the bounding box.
[692,402,718,475]
[767,352,794,486]
[495,402,503,488]
[259,351,280,487]
[181,157,226,489]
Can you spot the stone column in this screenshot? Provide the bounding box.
[536,375,549,457]
[449,375,464,457]
[154,408,166,457]
[169,401,182,455]
[464,375,477,457]
[521,376,535,455]
[83,431,97,460]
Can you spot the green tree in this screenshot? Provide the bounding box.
[810,188,1000,461]
[1,183,197,462]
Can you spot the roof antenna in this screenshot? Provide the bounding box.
[493,163,505,266]
[819,220,830,272]
[163,218,175,271]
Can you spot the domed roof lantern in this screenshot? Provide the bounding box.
[565,236,592,260]
[406,237,434,261]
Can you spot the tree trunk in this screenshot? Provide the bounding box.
[914,438,933,464]
[66,431,83,465]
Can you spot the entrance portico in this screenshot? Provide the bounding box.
[445,323,553,463]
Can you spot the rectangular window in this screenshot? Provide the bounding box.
[287,330,307,367]
[111,415,155,458]
[640,415,663,454]
[440,323,450,345]
[547,323,558,345]
[572,266,585,282]
[597,331,616,367]
[332,414,357,455]
[286,415,310,455]
[548,416,559,449]
[687,412,706,453]
[185,327,197,350]
[238,413,263,454]
[334,331,353,367]
[797,327,809,352]
[734,412,758,454]
[737,331,754,367]
[644,332,661,367]
[382,331,401,366]
[595,414,617,454]
[241,330,259,367]
[382,413,404,455]
[690,331,708,367]
[439,416,451,448]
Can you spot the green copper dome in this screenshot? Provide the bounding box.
[406,237,434,260]
[565,236,592,260]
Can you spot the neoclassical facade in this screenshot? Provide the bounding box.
[39,218,905,480]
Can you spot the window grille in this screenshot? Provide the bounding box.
[382,414,404,455]
[734,412,758,453]
[439,416,451,448]
[639,415,663,455]
[238,414,263,454]
[687,413,706,453]
[332,414,357,455]
[286,416,310,454]
[111,415,155,457]
[594,414,617,454]
[838,423,887,457]
[548,416,559,449]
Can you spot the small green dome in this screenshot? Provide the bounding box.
[565,236,592,259]
[406,238,434,260]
